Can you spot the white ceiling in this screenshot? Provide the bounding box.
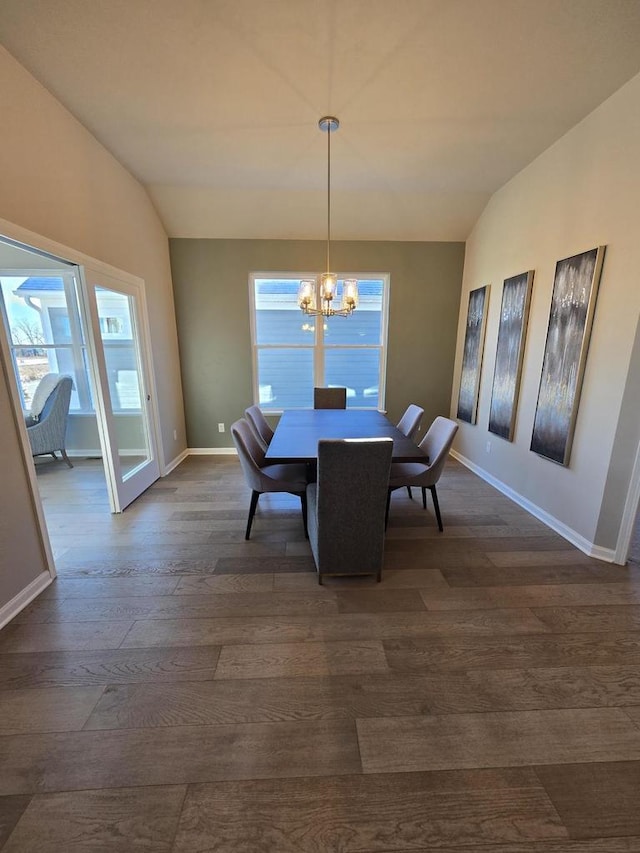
[2,0,640,241]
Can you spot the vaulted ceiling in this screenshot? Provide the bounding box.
[2,0,640,240]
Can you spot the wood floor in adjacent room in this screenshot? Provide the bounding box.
[2,455,640,851]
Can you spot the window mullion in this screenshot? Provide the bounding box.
[315,280,324,386]
[64,274,92,410]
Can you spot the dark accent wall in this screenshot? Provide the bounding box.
[169,239,465,448]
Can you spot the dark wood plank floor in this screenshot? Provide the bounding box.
[2,455,640,851]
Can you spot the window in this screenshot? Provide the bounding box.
[0,273,93,411]
[0,275,139,414]
[250,274,389,410]
[99,316,124,335]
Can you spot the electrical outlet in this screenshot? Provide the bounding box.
[218,423,225,433]
[486,440,491,454]
[173,429,177,441]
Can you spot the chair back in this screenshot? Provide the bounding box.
[419,416,458,483]
[28,373,71,418]
[314,386,347,409]
[396,404,424,440]
[308,437,392,578]
[230,418,266,491]
[245,405,274,446]
[38,376,73,422]
[26,375,74,458]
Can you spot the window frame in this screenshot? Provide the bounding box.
[249,271,390,413]
[0,271,94,412]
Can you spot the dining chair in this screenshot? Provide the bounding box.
[386,416,458,531]
[396,404,424,440]
[244,404,274,451]
[396,403,424,498]
[313,386,347,409]
[307,437,393,583]
[230,418,309,540]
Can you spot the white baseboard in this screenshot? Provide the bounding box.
[163,448,189,475]
[0,572,53,631]
[188,447,237,456]
[450,450,617,564]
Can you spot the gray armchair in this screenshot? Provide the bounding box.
[244,404,274,451]
[396,403,424,499]
[396,404,424,440]
[386,416,458,531]
[24,374,74,468]
[306,438,393,584]
[231,418,308,539]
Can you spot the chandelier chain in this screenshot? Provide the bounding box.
[297,116,358,317]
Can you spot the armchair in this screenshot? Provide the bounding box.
[24,374,74,468]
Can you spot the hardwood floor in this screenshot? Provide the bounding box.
[2,455,640,851]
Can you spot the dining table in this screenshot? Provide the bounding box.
[264,409,427,463]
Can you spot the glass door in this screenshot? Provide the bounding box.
[80,266,159,511]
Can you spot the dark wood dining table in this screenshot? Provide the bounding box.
[264,409,427,463]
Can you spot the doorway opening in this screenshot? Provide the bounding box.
[0,235,161,564]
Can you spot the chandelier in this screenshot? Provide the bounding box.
[298,116,358,317]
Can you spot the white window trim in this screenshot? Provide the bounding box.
[0,270,94,412]
[249,271,390,413]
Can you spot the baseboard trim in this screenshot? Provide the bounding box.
[189,447,237,456]
[0,572,53,631]
[163,448,189,475]
[450,450,616,564]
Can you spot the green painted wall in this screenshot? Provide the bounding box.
[169,239,465,449]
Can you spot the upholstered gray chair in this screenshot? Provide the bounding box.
[244,404,274,452]
[24,374,74,468]
[396,403,424,498]
[231,418,309,539]
[386,416,458,531]
[307,438,393,584]
[313,386,347,409]
[396,404,424,440]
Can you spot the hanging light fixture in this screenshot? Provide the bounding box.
[298,116,358,317]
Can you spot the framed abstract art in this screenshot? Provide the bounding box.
[530,246,606,465]
[457,284,490,424]
[488,270,534,441]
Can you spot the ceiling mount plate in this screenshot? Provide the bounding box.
[319,116,339,133]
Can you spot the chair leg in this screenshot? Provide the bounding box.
[430,485,443,532]
[50,452,58,462]
[245,490,260,540]
[421,486,427,510]
[61,449,73,468]
[300,492,308,539]
[406,486,413,499]
[385,488,392,529]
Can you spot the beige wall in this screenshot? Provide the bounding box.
[0,47,185,613]
[0,46,185,465]
[453,72,640,552]
[169,239,465,449]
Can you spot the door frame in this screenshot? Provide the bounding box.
[0,306,57,586]
[615,437,640,564]
[0,217,164,508]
